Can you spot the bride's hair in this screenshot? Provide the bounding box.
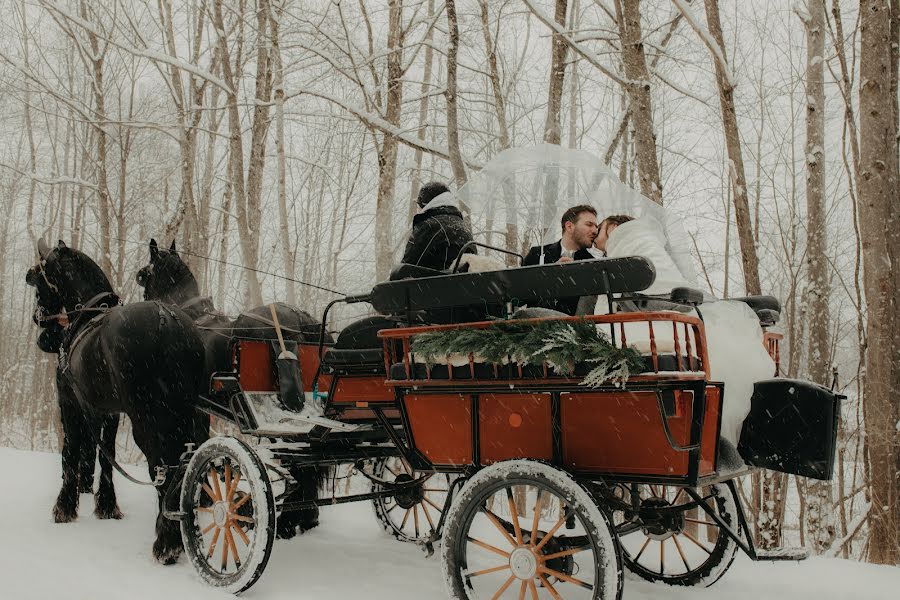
[600,214,634,228]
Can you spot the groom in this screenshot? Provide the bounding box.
[522,205,599,315]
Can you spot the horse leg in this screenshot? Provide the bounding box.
[53,378,81,523]
[94,414,123,519]
[77,416,97,494]
[277,466,323,539]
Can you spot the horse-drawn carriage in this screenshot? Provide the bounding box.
[166,147,843,598]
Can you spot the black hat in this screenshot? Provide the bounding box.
[417,181,450,208]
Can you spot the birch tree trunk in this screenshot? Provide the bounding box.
[616,0,663,205]
[408,0,436,225]
[699,0,762,296]
[801,0,836,555]
[270,0,295,304]
[446,0,467,187]
[543,0,569,144]
[80,1,113,276]
[858,0,900,565]
[213,0,265,306]
[374,0,404,281]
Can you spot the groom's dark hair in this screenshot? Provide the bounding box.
[560,205,597,233]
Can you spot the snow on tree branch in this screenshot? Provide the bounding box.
[37,0,233,95]
[670,0,736,89]
[521,0,633,89]
[291,88,482,171]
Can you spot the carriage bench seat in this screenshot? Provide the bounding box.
[729,295,781,325]
[320,347,385,376]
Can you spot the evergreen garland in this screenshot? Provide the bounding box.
[411,319,646,387]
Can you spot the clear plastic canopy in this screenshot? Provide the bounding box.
[453,144,696,281]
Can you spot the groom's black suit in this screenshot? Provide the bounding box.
[522,241,594,316]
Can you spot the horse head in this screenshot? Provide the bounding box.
[26,239,113,328]
[136,238,199,304]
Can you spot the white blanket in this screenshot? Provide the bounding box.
[595,217,775,445]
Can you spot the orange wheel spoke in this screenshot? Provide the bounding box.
[681,530,712,555]
[226,526,241,569]
[231,513,255,525]
[223,464,232,499]
[466,563,510,578]
[220,524,230,570]
[424,496,443,512]
[207,527,221,558]
[660,539,665,575]
[385,465,401,479]
[421,501,436,531]
[533,509,574,552]
[400,458,413,475]
[684,517,718,528]
[674,487,685,504]
[413,505,420,538]
[231,521,251,546]
[530,492,544,545]
[672,534,691,572]
[210,468,224,502]
[491,574,516,600]
[232,492,251,511]
[538,574,564,600]
[482,509,518,548]
[201,483,218,502]
[538,566,592,590]
[633,536,652,562]
[517,580,527,600]
[201,521,217,535]
[466,536,511,558]
[228,470,242,499]
[400,508,412,530]
[541,545,590,561]
[506,488,524,544]
[197,506,213,514]
[527,579,539,600]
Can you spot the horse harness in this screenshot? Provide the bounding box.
[57,291,120,375]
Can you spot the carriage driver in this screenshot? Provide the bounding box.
[400,182,476,272]
[522,205,599,315]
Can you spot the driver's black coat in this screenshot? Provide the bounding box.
[400,205,475,272]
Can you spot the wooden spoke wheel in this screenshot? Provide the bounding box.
[441,460,622,600]
[371,456,453,543]
[614,483,739,587]
[180,437,275,594]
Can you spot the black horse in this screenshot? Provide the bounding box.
[27,239,209,564]
[136,238,326,538]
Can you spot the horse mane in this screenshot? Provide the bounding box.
[59,247,115,292]
[158,251,200,297]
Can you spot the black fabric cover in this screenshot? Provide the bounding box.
[738,378,841,480]
[522,241,595,315]
[335,315,405,350]
[400,205,475,272]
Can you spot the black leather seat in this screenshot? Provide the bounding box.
[730,295,781,325]
[321,315,406,376]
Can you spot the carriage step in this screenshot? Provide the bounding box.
[278,414,371,433]
[756,547,810,561]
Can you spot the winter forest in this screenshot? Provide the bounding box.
[0,0,898,586]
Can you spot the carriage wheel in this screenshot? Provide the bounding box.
[371,456,453,543]
[441,460,622,600]
[180,437,276,594]
[614,483,739,587]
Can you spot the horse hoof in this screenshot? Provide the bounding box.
[53,505,78,523]
[276,522,299,540]
[153,542,182,565]
[299,519,319,534]
[95,503,124,520]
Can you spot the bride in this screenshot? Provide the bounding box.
[593,214,775,445]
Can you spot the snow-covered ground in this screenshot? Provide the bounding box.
[2,446,897,600]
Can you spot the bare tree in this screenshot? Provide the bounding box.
[445,0,466,187]
[800,0,835,554]
[615,0,663,204]
[543,0,569,144]
[858,0,900,565]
